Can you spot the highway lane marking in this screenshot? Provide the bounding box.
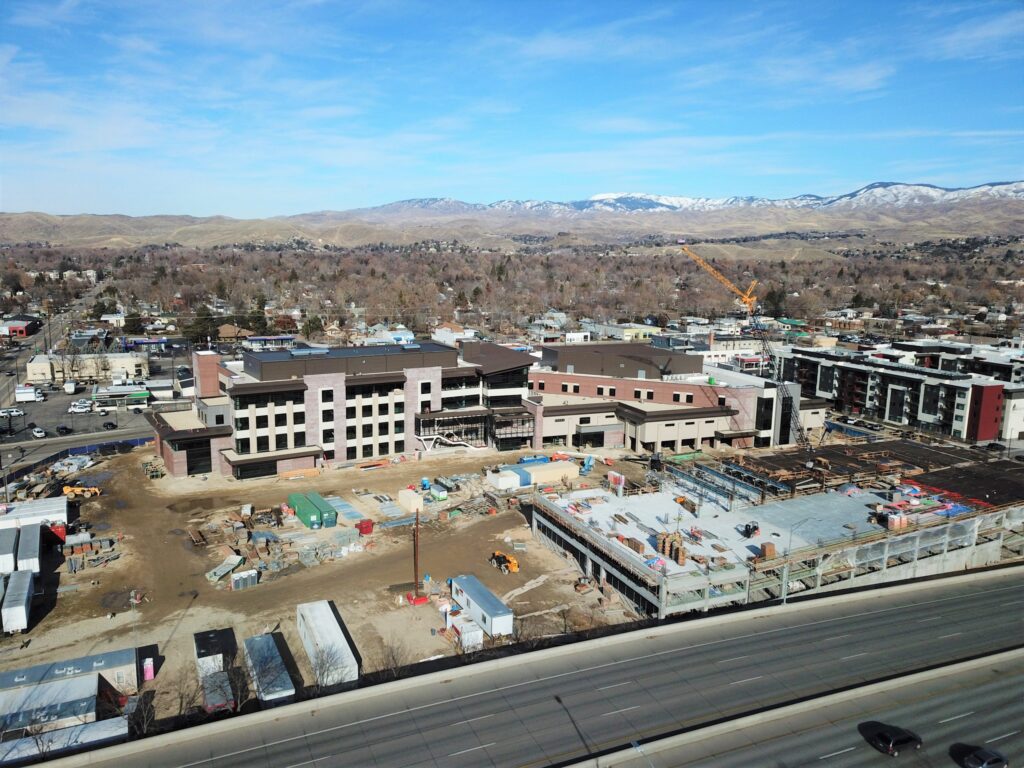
[597,681,632,691]
[175,580,1024,767]
[986,730,1020,743]
[602,706,641,717]
[1001,599,1023,606]
[822,634,850,641]
[938,632,962,639]
[938,711,974,723]
[917,616,943,622]
[841,653,869,660]
[450,714,495,726]
[819,747,856,759]
[715,655,750,663]
[448,743,496,757]
[729,676,763,685]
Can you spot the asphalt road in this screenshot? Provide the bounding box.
[620,652,1023,767]
[74,568,1024,768]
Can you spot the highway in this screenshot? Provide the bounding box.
[605,651,1023,767]
[65,568,1024,768]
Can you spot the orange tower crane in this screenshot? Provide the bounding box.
[678,242,810,450]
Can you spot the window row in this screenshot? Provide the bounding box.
[235,432,307,454]
[232,390,304,409]
[235,412,306,430]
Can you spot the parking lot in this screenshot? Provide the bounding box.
[0,385,152,443]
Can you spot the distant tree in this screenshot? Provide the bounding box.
[123,313,144,334]
[184,305,218,344]
[301,315,324,340]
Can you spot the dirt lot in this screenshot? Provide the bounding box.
[0,446,643,715]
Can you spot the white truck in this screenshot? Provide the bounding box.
[14,385,44,403]
[63,380,77,395]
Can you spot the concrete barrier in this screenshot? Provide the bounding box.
[569,647,1024,767]
[49,564,1024,766]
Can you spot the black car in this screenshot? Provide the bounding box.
[102,421,117,431]
[867,725,922,756]
[55,425,73,436]
[963,747,1009,768]
[985,442,1006,452]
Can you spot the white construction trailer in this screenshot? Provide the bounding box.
[451,574,514,638]
[0,530,18,575]
[295,601,358,688]
[15,525,40,574]
[2,571,33,633]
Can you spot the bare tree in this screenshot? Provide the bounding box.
[370,633,412,680]
[306,644,343,698]
[164,666,202,720]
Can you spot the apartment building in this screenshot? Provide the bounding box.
[529,343,821,449]
[782,345,1024,443]
[148,341,535,479]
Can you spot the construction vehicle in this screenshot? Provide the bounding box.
[742,521,760,538]
[62,485,102,500]
[489,551,520,575]
[678,241,810,450]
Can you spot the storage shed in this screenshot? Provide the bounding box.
[295,601,359,687]
[445,612,484,652]
[0,530,18,575]
[487,470,520,491]
[450,575,514,638]
[15,525,40,574]
[243,634,295,707]
[0,647,138,695]
[0,497,68,531]
[1,571,32,634]
[0,674,98,734]
[521,460,580,486]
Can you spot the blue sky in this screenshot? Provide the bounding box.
[1,0,1022,217]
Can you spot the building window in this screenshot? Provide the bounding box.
[704,419,714,424]
[322,409,334,423]
[235,417,249,430]
[597,386,604,395]
[275,413,287,427]
[420,381,432,394]
[294,411,305,425]
[395,440,404,452]
[634,389,642,399]
[362,404,373,417]
[276,435,288,451]
[561,383,569,393]
[346,447,357,460]
[379,422,389,435]
[256,436,269,452]
[361,444,373,458]
[579,417,591,425]
[554,418,565,423]
[686,393,694,404]
[718,396,726,406]
[294,432,306,448]
[362,424,373,437]
[572,384,580,394]
[378,442,389,455]
[323,429,334,443]
[255,415,268,429]
[608,387,616,397]
[673,393,681,403]
[395,421,404,434]
[214,414,225,425]
[346,406,356,419]
[321,390,333,403]
[379,403,389,416]
[664,423,675,427]
[346,426,356,439]
[324,449,335,460]
[538,382,545,391]
[646,391,654,400]
[235,438,250,454]
[395,402,404,414]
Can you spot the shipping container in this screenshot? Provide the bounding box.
[295,601,359,688]
[0,530,18,575]
[521,460,580,486]
[243,634,295,707]
[2,571,33,633]
[451,575,514,638]
[287,492,335,530]
[429,485,448,501]
[15,525,40,574]
[321,510,338,528]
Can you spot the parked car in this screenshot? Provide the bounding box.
[101,421,117,431]
[6,408,24,418]
[985,442,1006,452]
[865,724,922,756]
[31,427,46,439]
[3,371,15,377]
[55,425,73,436]
[68,404,91,414]
[963,747,1008,768]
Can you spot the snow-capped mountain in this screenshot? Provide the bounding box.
[376,181,1023,216]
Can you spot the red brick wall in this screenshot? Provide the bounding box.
[192,351,223,399]
[967,383,1004,442]
[529,371,720,407]
[277,455,315,473]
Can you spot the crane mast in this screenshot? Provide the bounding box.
[678,243,810,450]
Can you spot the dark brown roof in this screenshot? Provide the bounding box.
[460,342,534,375]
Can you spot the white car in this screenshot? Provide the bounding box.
[73,399,90,407]
[6,408,24,418]
[31,427,46,439]
[68,404,91,414]
[0,409,9,418]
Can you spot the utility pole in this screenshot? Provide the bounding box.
[413,508,420,598]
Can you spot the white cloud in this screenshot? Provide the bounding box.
[933,8,1024,59]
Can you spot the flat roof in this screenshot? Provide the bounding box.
[0,648,136,691]
[249,342,453,363]
[451,574,512,618]
[160,410,206,431]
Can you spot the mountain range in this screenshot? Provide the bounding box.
[2,181,1022,247]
